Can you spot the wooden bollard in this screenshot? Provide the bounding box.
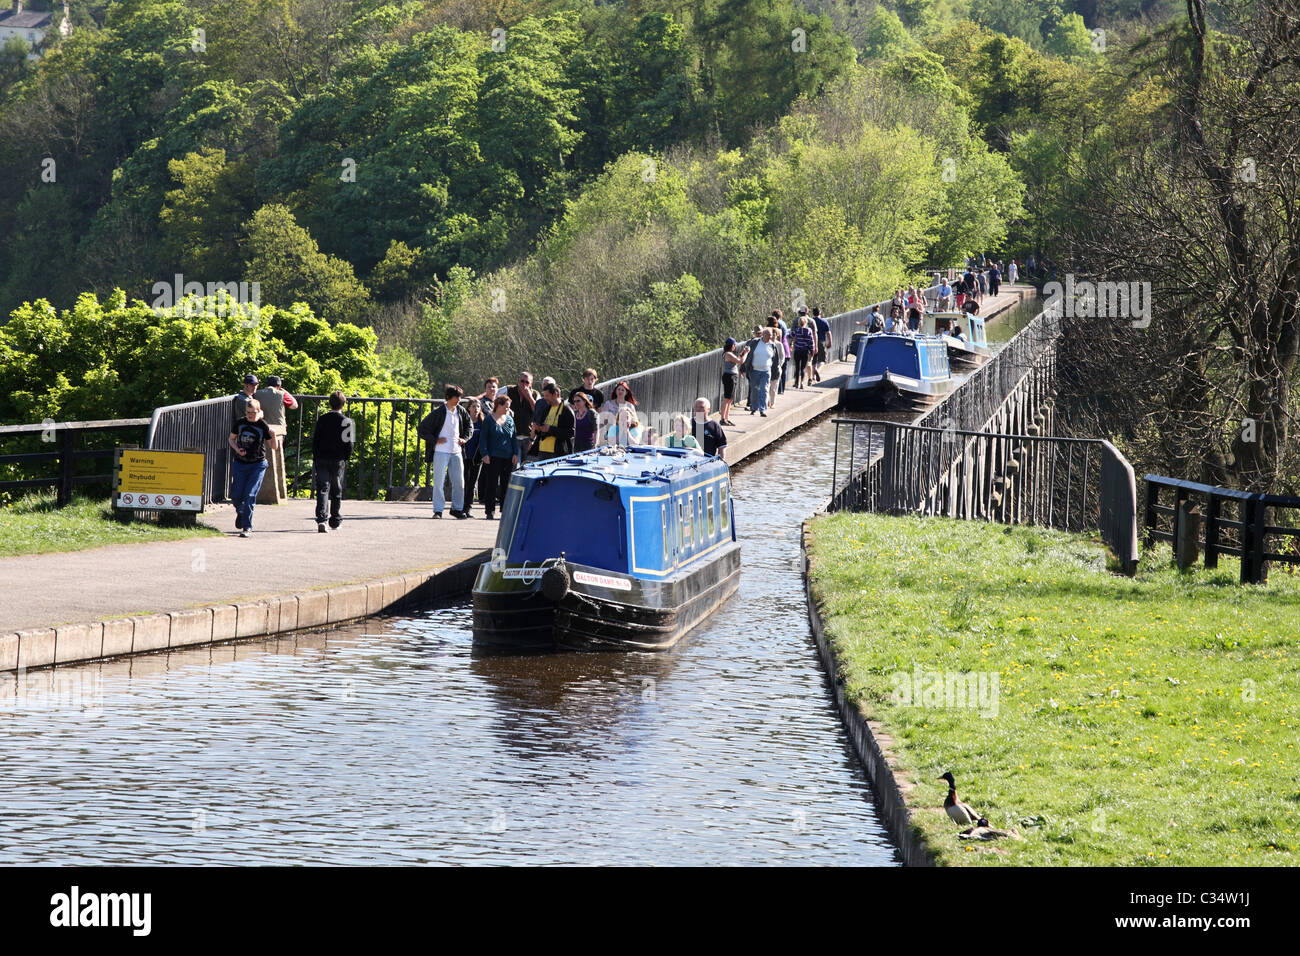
[1175,500,1202,570]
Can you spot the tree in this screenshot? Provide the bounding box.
[0,35,31,92]
[159,148,255,279]
[1045,12,1095,59]
[695,0,855,145]
[860,6,913,61]
[893,0,939,32]
[1058,0,1300,492]
[623,274,707,367]
[241,204,371,325]
[0,188,82,320]
[969,0,1063,47]
[0,289,404,424]
[928,145,1026,267]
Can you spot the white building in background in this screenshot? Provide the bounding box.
[0,1,72,59]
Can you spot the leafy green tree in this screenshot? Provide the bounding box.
[695,0,855,144]
[472,15,583,255]
[893,0,939,32]
[0,188,82,319]
[0,35,31,92]
[263,25,491,277]
[883,49,964,101]
[623,274,707,367]
[969,0,1063,47]
[861,6,914,60]
[241,204,371,324]
[0,289,407,424]
[368,241,421,302]
[602,13,697,158]
[159,148,255,279]
[928,144,1026,267]
[1045,12,1095,59]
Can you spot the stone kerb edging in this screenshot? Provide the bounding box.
[800,519,936,867]
[0,553,489,674]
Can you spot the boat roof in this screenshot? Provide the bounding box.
[865,331,948,343]
[512,445,725,488]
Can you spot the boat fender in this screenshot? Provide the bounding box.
[541,562,570,602]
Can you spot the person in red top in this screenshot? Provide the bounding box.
[253,375,298,502]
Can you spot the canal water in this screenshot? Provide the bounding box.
[0,418,898,866]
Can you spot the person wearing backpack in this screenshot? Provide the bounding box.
[790,315,816,388]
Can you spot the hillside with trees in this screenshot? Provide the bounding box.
[8,0,1297,497]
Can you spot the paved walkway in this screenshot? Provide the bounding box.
[1,500,498,633]
[1,284,1033,646]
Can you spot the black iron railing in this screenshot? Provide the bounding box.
[286,395,441,500]
[1143,476,1300,584]
[830,419,1139,573]
[0,419,151,506]
[916,304,1061,434]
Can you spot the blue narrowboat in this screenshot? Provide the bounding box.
[471,446,741,651]
[840,333,955,412]
[921,311,991,368]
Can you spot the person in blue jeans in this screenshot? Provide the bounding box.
[228,398,277,537]
[748,327,774,417]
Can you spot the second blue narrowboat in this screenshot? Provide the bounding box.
[840,333,954,412]
[471,445,740,652]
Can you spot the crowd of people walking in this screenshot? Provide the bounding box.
[410,370,730,521]
[222,258,1026,534]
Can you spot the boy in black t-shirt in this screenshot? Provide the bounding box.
[228,399,277,536]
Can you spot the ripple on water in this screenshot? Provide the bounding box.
[1,419,897,865]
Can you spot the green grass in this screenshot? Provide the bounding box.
[0,492,218,557]
[806,512,1300,866]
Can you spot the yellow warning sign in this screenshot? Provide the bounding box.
[116,449,204,509]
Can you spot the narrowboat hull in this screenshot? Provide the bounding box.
[840,370,954,413]
[472,544,742,652]
[922,313,989,369]
[944,339,992,369]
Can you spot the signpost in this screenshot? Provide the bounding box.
[113,447,205,522]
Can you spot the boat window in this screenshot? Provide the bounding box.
[706,488,716,537]
[497,480,525,551]
[661,504,669,563]
[695,493,703,546]
[720,484,729,532]
[503,477,629,571]
[678,499,687,553]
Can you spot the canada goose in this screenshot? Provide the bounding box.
[939,771,988,827]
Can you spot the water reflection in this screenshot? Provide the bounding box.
[467,649,681,761]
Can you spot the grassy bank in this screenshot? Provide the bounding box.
[0,493,218,557]
[806,513,1300,866]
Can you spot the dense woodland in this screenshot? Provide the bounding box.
[3,0,1297,493]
